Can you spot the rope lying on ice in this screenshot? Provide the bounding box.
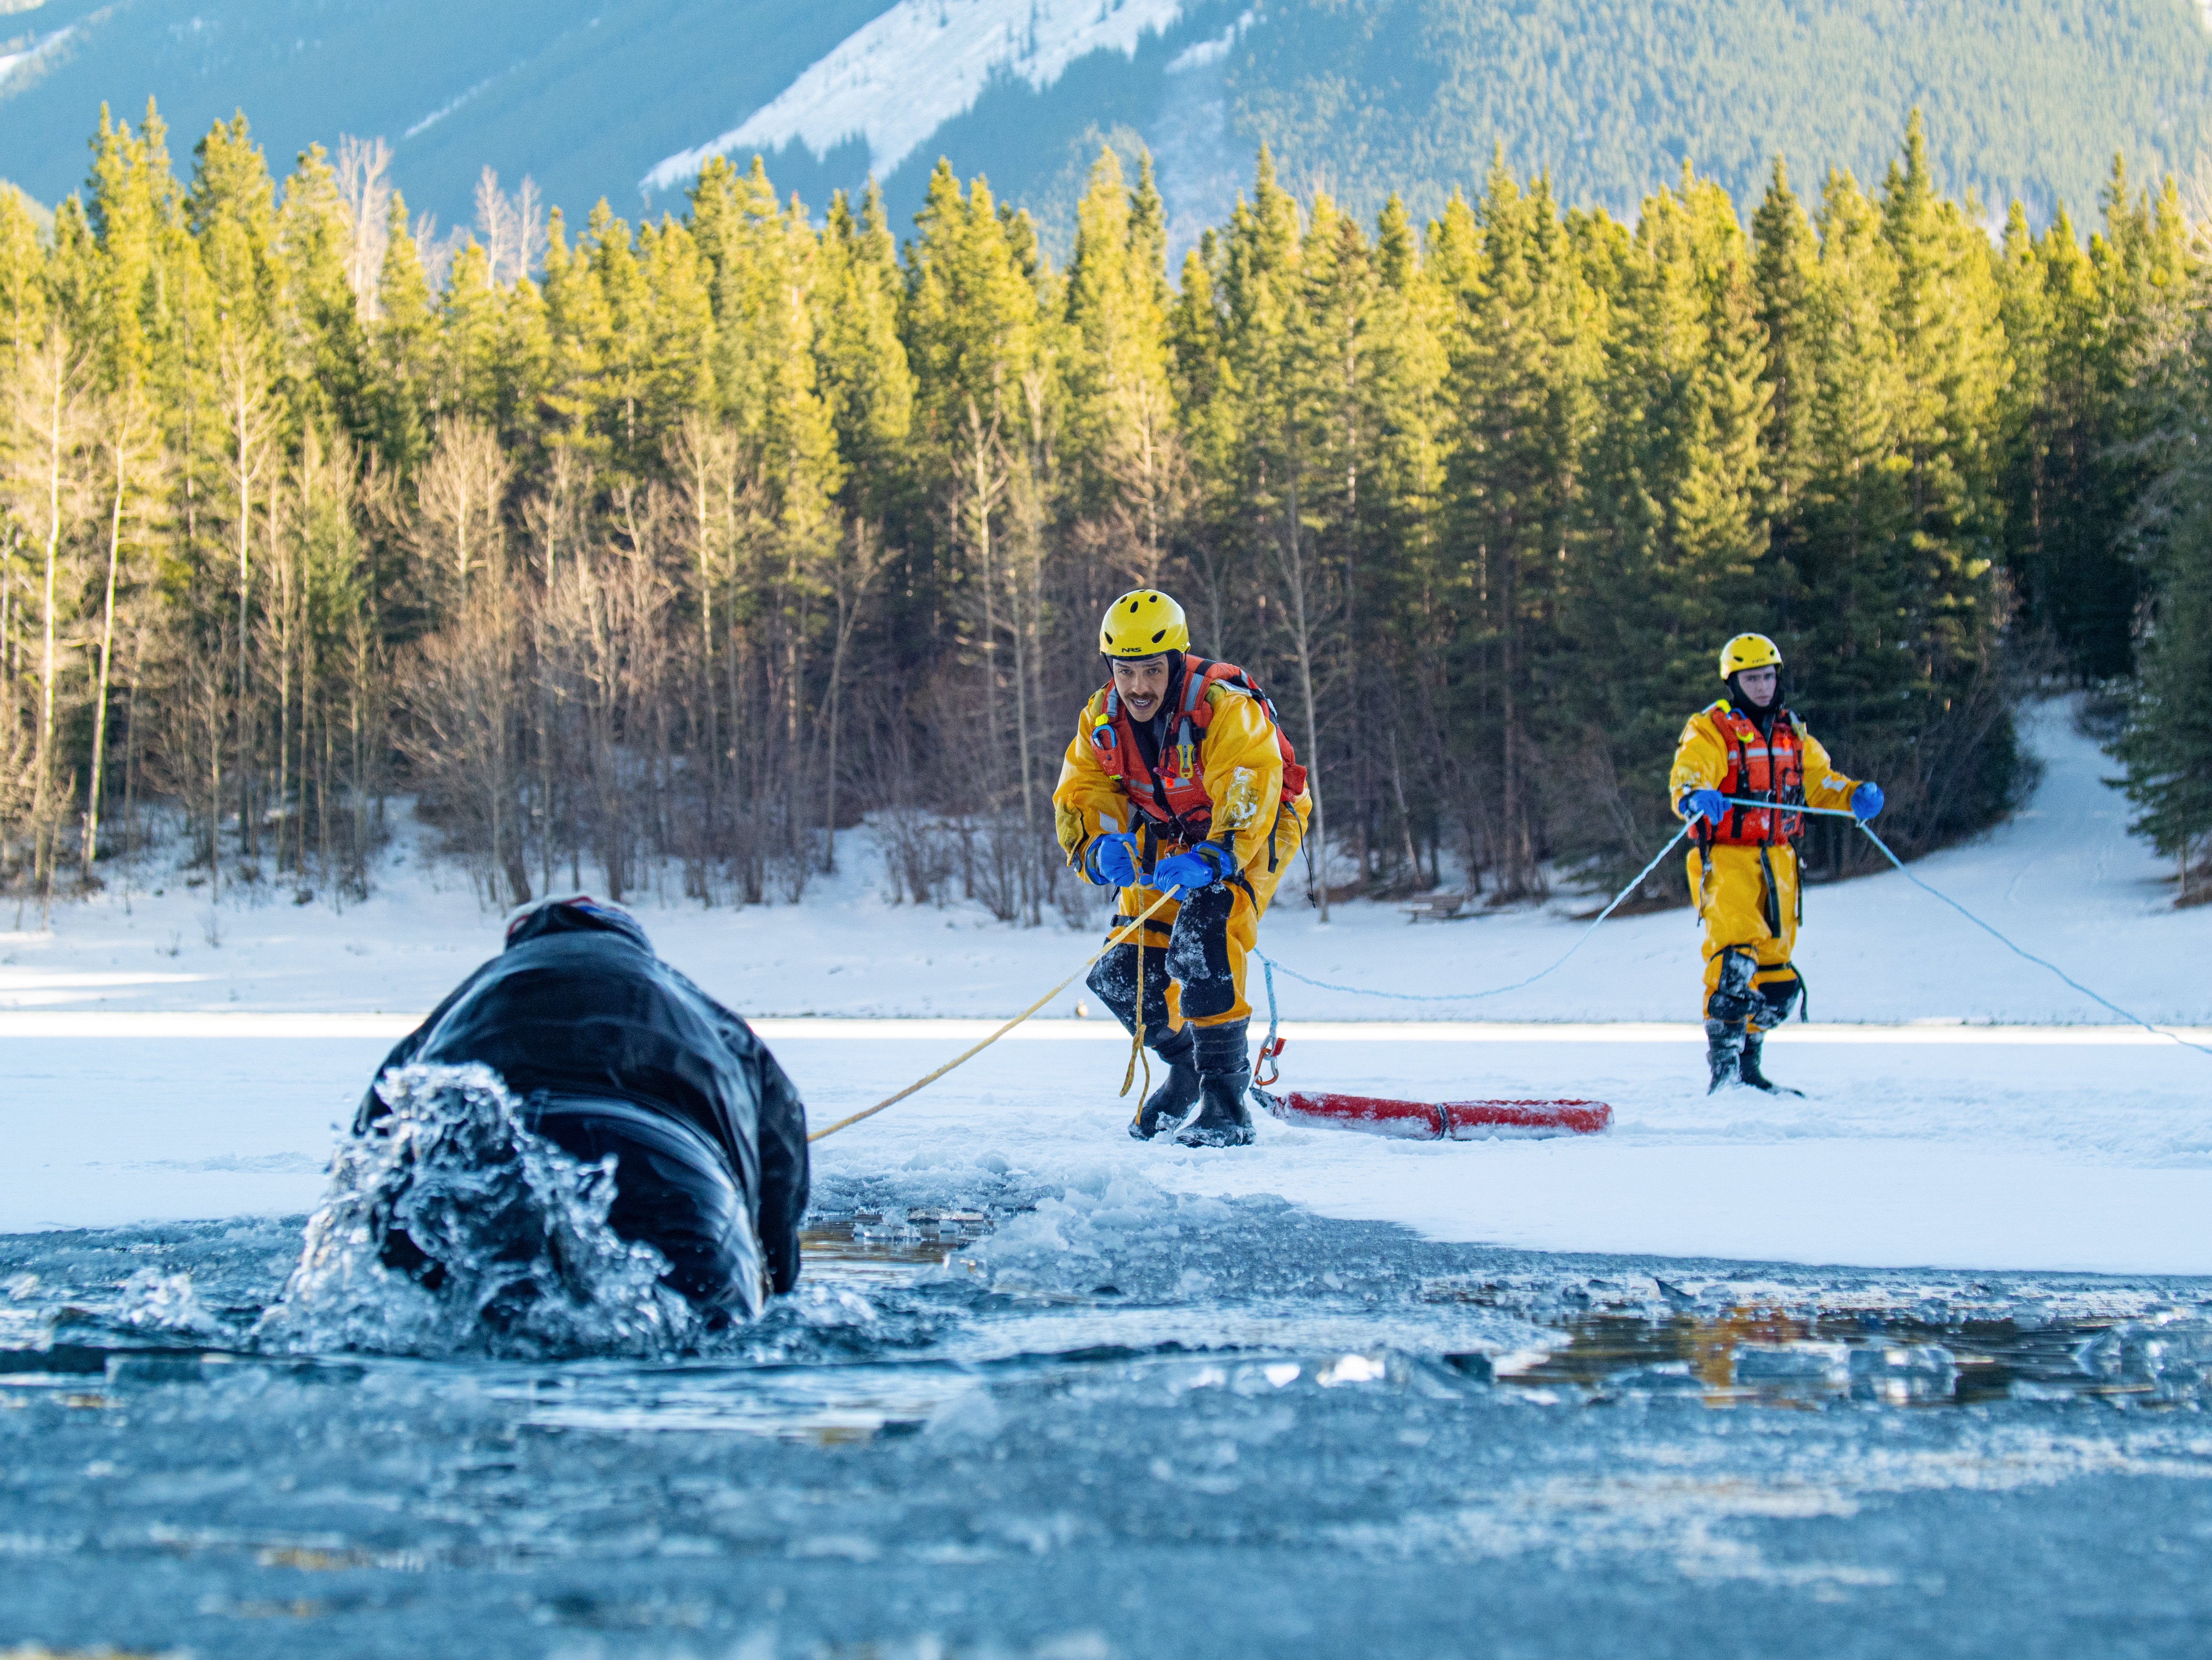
[805,883,1185,1144]
[1252,823,1695,1008]
[1257,794,2209,1061]
[1799,806,2212,1061]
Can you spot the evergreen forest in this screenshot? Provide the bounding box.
[0,103,2206,925]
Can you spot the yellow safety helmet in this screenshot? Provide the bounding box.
[1718,633,1783,680]
[1099,589,1190,659]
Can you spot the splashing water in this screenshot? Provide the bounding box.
[254,1063,703,1359]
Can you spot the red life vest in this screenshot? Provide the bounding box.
[1700,701,1806,847]
[1087,655,1309,846]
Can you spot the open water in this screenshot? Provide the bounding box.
[4,1075,2211,1657]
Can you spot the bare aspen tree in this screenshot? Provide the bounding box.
[520,445,590,895]
[1270,470,1335,922]
[514,177,547,279]
[265,465,296,868]
[473,168,548,286]
[475,167,516,287]
[412,210,461,293]
[335,135,393,321]
[818,515,886,871]
[83,390,156,879]
[957,397,1009,763]
[668,414,738,850]
[416,418,510,594]
[215,321,277,863]
[400,576,532,906]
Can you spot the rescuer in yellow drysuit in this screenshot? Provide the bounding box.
[1053,589,1312,1146]
[1670,633,1885,1093]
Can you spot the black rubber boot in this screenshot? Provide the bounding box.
[1130,1027,1203,1140]
[1705,1018,1747,1093]
[1737,1028,1805,1096]
[1175,1020,1256,1148]
[1704,948,1757,1093]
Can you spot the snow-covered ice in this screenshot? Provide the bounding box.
[2,698,2206,1276]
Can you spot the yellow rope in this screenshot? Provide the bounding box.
[806,883,1184,1144]
[1117,930,1152,1101]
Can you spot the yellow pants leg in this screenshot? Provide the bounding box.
[1203,793,1310,1028]
[1687,843,1800,1026]
[1116,794,1311,1031]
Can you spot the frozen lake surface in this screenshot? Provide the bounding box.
[8,1185,2212,1659]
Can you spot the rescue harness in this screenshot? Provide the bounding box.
[1088,654,1309,852]
[1698,700,1809,848]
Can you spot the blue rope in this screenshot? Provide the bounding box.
[1254,822,1693,1006]
[1851,820,2212,1059]
[1252,804,2211,1062]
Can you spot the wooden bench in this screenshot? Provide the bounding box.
[1399,891,1471,923]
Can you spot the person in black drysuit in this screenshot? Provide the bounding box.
[354,894,809,1322]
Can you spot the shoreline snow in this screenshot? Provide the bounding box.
[0,700,2201,1028]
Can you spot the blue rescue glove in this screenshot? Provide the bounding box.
[1681,788,1728,826]
[1152,845,1226,892]
[1083,832,1145,888]
[1852,781,1885,821]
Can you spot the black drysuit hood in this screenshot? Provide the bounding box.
[504,892,654,952]
[356,903,809,1317]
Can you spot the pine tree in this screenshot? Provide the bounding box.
[1443,160,1601,894]
[186,113,284,865]
[274,143,369,443]
[1575,167,1770,876]
[1876,112,2014,837]
[1064,148,1180,583]
[537,205,612,465]
[1751,159,1817,553]
[1356,190,1450,885]
[369,193,435,474]
[2116,272,2212,901]
[582,202,649,470]
[816,181,914,524]
[436,240,502,430]
[902,161,1047,797]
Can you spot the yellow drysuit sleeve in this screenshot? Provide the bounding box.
[1794,724,1858,812]
[1194,684,1288,878]
[1669,705,1858,817]
[1668,707,1733,814]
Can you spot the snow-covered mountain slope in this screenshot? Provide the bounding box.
[644,0,1191,190]
[0,0,1229,253]
[1,0,2206,264]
